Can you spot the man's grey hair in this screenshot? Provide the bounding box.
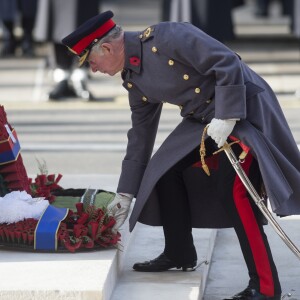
[91,25,123,54]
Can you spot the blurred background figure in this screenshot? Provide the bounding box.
[161,0,243,43]
[34,0,100,101]
[0,0,38,57]
[162,0,191,23]
[255,0,293,17]
[293,0,300,98]
[294,0,300,41]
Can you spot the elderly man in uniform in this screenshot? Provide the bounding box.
[62,11,300,300]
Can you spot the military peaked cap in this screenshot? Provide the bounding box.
[61,11,116,66]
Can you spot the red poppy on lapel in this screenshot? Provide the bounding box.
[129,56,140,66]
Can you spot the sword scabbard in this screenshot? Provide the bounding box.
[223,142,300,260]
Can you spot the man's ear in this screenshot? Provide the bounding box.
[101,42,113,54]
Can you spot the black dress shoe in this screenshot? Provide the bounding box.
[71,80,95,100]
[0,38,16,57]
[21,38,35,57]
[48,80,76,100]
[132,253,197,272]
[223,287,281,300]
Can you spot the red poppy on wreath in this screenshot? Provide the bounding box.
[29,173,63,203]
[129,56,140,66]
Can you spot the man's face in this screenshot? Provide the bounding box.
[87,42,124,76]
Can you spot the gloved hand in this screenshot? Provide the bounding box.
[107,193,134,233]
[207,118,236,148]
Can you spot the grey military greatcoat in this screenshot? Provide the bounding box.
[116,22,300,232]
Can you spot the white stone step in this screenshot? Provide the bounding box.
[110,224,217,300]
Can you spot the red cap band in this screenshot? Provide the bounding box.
[72,19,116,55]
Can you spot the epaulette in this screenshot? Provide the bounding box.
[139,26,155,42]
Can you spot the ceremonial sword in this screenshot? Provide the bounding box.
[222,141,300,260]
[199,126,300,260]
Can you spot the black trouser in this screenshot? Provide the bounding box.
[0,0,37,40]
[54,43,74,70]
[156,139,281,296]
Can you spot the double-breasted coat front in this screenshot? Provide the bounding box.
[116,22,300,232]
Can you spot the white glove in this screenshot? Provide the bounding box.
[207,118,236,148]
[107,193,134,233]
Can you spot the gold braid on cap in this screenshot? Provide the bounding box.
[78,49,90,66]
[78,37,100,67]
[66,47,90,67]
[66,46,77,55]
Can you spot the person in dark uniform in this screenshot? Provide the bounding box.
[255,0,293,17]
[0,0,37,57]
[61,11,300,299]
[161,0,236,42]
[34,0,100,100]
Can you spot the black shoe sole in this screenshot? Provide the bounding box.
[133,265,197,272]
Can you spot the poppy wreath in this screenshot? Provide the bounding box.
[0,189,121,252]
[0,106,120,253]
[0,166,120,253]
[0,192,121,253]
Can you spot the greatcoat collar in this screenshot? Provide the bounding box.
[123,31,142,74]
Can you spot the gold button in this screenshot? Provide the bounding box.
[189,111,194,115]
[206,99,212,104]
[142,96,147,102]
[127,83,133,88]
[139,34,143,39]
[178,105,183,110]
[195,87,201,94]
[183,74,189,80]
[168,59,174,66]
[152,46,158,53]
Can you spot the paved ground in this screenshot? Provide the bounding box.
[204,219,300,299]
[1,0,300,299]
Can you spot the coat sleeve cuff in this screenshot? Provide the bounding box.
[214,85,246,120]
[117,159,147,197]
